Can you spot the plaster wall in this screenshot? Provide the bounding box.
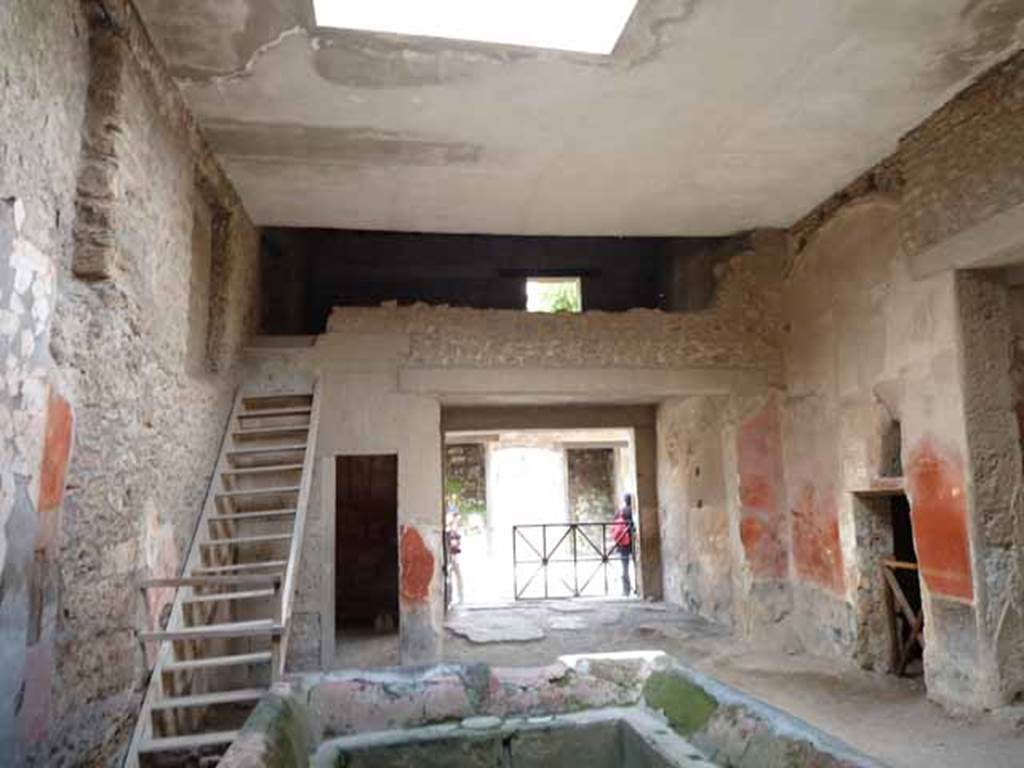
[771,50,1024,710]
[656,393,792,641]
[243,245,782,667]
[134,0,1024,236]
[780,197,985,704]
[241,338,445,673]
[656,397,733,626]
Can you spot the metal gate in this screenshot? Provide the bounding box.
[512,523,634,600]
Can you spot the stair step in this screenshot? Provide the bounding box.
[242,392,312,406]
[238,407,311,419]
[140,620,283,642]
[151,688,267,711]
[226,444,307,457]
[221,464,304,476]
[182,588,277,605]
[232,426,309,438]
[216,486,300,498]
[208,510,297,525]
[164,651,273,673]
[200,534,292,549]
[141,574,281,589]
[193,560,288,574]
[138,730,240,755]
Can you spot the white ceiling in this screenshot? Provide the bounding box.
[136,0,1024,235]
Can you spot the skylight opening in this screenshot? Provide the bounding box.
[526,277,582,314]
[312,0,638,56]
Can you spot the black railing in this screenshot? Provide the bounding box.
[512,522,635,600]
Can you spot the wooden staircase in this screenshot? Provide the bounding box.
[125,385,321,767]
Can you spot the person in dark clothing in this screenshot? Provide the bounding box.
[611,494,636,597]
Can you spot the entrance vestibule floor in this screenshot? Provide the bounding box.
[334,599,1024,768]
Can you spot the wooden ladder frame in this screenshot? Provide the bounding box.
[123,380,322,767]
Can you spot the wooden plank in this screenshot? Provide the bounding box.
[164,652,272,673]
[242,392,312,406]
[208,509,297,523]
[151,688,267,710]
[216,486,301,498]
[182,588,277,605]
[141,575,281,589]
[200,534,292,548]
[237,408,311,419]
[138,730,240,754]
[852,476,906,496]
[882,565,918,624]
[277,378,322,676]
[881,558,919,572]
[193,560,288,574]
[221,464,304,476]
[232,426,309,438]
[139,620,282,642]
[226,445,307,456]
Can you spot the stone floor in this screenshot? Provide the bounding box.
[333,599,1024,768]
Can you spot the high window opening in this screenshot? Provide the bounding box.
[526,277,582,313]
[311,0,638,55]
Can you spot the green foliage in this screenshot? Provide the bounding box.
[542,282,582,313]
[529,279,582,313]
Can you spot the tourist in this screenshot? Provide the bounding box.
[611,494,635,597]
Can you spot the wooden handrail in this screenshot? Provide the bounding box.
[276,376,322,676]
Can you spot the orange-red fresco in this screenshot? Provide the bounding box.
[791,483,845,594]
[906,438,973,602]
[400,525,434,602]
[38,390,72,512]
[737,400,788,579]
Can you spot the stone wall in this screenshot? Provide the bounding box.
[901,53,1024,258]
[260,228,730,334]
[325,234,784,376]
[0,0,90,760]
[1,0,260,763]
[567,448,616,523]
[774,50,1024,708]
[444,443,486,517]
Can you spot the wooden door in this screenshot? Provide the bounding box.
[336,455,399,631]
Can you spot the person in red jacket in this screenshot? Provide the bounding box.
[611,494,636,597]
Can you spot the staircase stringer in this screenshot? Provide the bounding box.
[276,377,322,675]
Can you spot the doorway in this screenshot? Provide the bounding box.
[335,455,399,662]
[853,489,924,677]
[886,493,923,675]
[443,428,638,606]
